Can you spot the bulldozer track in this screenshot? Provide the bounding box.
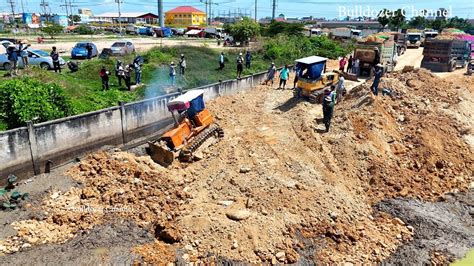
[179,124,224,161]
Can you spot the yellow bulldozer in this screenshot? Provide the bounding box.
[294,56,340,103]
[147,90,224,166]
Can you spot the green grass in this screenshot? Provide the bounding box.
[452,250,474,266]
[1,35,351,128]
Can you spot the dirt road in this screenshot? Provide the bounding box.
[395,48,423,71]
[28,37,225,55]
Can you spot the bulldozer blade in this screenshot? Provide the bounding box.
[147,141,175,166]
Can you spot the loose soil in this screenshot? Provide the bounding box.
[0,63,473,263]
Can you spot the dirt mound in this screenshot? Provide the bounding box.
[0,70,472,264]
[0,151,190,254]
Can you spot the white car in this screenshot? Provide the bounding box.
[0,49,66,70]
[110,41,135,56]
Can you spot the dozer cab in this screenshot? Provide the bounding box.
[294,56,340,103]
[147,89,224,166]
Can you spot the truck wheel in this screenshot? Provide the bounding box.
[3,62,11,70]
[448,61,455,72]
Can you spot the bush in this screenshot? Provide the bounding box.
[0,78,73,129]
[263,34,353,62]
[75,25,94,35]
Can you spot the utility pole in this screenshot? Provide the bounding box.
[7,0,16,25]
[40,0,50,22]
[272,0,276,20]
[209,0,212,24]
[115,0,122,34]
[61,0,70,25]
[158,0,163,27]
[254,0,257,21]
[20,0,25,14]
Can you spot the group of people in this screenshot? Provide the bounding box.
[338,55,360,75]
[218,51,252,79]
[98,57,143,90]
[169,54,187,86]
[5,40,31,75]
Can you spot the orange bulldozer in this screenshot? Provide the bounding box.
[147,89,224,166]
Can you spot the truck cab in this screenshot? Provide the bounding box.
[406,33,422,48]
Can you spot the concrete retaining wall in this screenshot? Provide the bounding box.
[0,71,269,181]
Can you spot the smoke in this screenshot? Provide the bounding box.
[144,66,187,99]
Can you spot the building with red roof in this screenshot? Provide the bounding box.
[165,6,206,26]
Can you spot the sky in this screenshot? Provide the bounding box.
[1,0,473,19]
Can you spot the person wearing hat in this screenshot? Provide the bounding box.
[179,54,186,75]
[278,64,290,89]
[236,52,244,79]
[169,61,177,86]
[6,44,19,75]
[18,40,30,69]
[322,86,337,132]
[371,64,383,96]
[264,62,277,86]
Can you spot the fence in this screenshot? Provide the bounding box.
[0,71,269,181]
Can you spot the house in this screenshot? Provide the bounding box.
[165,6,206,26]
[92,12,159,24]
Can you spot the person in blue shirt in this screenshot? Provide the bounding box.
[278,65,289,89]
[245,51,252,68]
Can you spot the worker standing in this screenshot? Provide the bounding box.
[352,58,360,76]
[169,61,177,86]
[124,64,132,90]
[50,46,61,73]
[336,75,345,103]
[18,40,30,69]
[86,43,93,60]
[322,86,337,133]
[339,56,347,72]
[218,52,225,70]
[115,60,124,87]
[264,62,277,86]
[371,64,383,96]
[245,51,252,68]
[236,53,244,79]
[347,55,353,73]
[373,47,380,65]
[99,66,110,90]
[134,60,142,85]
[6,44,18,76]
[278,65,290,89]
[293,65,300,89]
[179,54,186,75]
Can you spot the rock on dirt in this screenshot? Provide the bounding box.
[226,209,251,221]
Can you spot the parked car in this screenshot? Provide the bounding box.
[71,42,98,59]
[110,41,135,55]
[0,49,66,70]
